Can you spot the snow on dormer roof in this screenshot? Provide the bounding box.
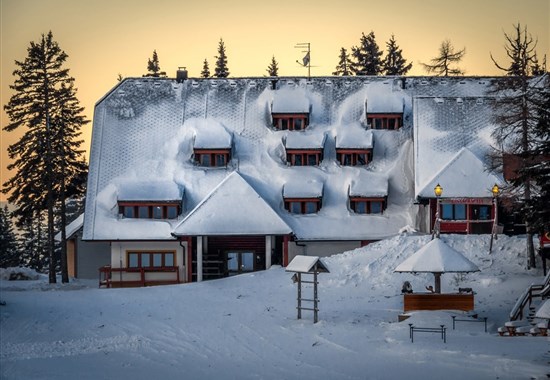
[349,175,388,198]
[117,179,183,201]
[336,124,373,149]
[285,132,326,150]
[283,179,324,198]
[192,118,232,149]
[272,87,310,114]
[366,83,405,114]
[173,172,291,236]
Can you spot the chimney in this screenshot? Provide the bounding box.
[176,67,188,83]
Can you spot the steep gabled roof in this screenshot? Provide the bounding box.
[416,147,503,198]
[172,171,291,236]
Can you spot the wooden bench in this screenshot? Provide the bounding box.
[409,324,447,343]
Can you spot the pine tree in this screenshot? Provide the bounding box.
[0,206,20,268]
[421,39,465,76]
[333,47,353,76]
[382,34,412,76]
[522,74,550,234]
[201,59,211,78]
[490,24,542,268]
[3,31,88,283]
[19,214,48,271]
[144,50,167,77]
[214,38,230,78]
[266,55,279,77]
[351,31,383,76]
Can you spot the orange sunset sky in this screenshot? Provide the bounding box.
[1,0,549,202]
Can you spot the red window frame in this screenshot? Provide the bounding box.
[286,149,323,166]
[336,149,373,166]
[127,251,176,269]
[272,114,309,131]
[194,149,231,167]
[284,198,322,214]
[350,197,386,214]
[366,114,403,130]
[118,202,181,219]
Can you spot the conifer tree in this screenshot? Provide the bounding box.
[333,47,353,76]
[3,31,88,283]
[19,214,48,271]
[144,50,167,77]
[0,206,20,268]
[351,31,383,76]
[489,24,543,268]
[201,59,211,78]
[266,55,279,77]
[522,74,550,235]
[421,39,465,76]
[214,38,230,78]
[382,34,412,76]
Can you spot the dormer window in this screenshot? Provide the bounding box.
[284,198,321,214]
[194,149,231,167]
[350,197,386,214]
[337,149,373,166]
[366,114,402,130]
[286,150,322,166]
[119,202,181,219]
[273,114,309,131]
[284,133,325,166]
[283,180,323,214]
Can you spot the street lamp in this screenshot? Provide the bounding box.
[489,184,500,253]
[433,183,443,239]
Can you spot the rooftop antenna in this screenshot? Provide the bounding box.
[295,42,311,79]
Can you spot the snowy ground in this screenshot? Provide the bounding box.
[1,234,549,380]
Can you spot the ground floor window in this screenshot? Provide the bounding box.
[227,251,254,274]
[441,204,466,220]
[127,251,176,268]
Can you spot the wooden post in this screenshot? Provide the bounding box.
[313,269,318,323]
[197,235,203,282]
[265,235,272,269]
[283,235,289,267]
[297,273,302,320]
[434,273,441,293]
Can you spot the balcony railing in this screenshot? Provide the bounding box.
[99,265,180,288]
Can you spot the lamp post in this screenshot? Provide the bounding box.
[433,183,443,240]
[489,184,500,253]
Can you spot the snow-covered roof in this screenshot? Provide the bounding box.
[366,90,405,113]
[336,125,373,149]
[283,179,324,198]
[192,118,232,149]
[83,76,500,241]
[285,255,330,273]
[54,213,84,241]
[285,132,326,150]
[172,172,291,236]
[271,87,310,114]
[413,96,502,199]
[117,180,183,201]
[394,238,480,273]
[416,147,503,199]
[349,175,388,198]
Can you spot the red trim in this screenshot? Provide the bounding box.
[283,235,289,266]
